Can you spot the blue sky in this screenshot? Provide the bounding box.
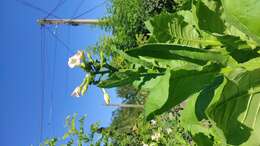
[0,0,121,145]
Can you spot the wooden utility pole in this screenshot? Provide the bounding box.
[37,19,107,26]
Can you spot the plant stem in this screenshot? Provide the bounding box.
[103,63,118,72]
[93,70,110,75]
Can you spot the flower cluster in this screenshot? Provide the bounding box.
[68,50,111,105]
[151,132,161,141]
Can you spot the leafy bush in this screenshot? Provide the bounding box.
[42,109,191,146]
[105,0,178,50]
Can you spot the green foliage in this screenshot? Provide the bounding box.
[222,0,260,44]
[106,0,178,50]
[123,0,260,145]
[41,111,191,146]
[41,114,90,146]
[109,108,192,146]
[42,0,260,145]
[143,0,176,15]
[101,0,260,145]
[126,44,232,66]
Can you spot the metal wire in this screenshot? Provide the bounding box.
[45,0,67,19]
[16,0,60,18]
[72,0,107,19]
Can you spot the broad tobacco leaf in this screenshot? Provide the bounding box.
[194,0,225,33]
[145,11,221,48]
[180,76,227,146]
[126,43,231,66]
[179,58,260,145]
[222,0,260,44]
[206,58,260,146]
[145,63,221,120]
[138,56,202,70]
[144,70,171,120]
[111,45,154,68]
[145,12,173,43]
[216,35,260,63]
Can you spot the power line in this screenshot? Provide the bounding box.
[65,26,71,97]
[48,26,58,135]
[16,0,60,18]
[46,26,73,54]
[45,0,67,19]
[39,26,46,142]
[72,0,107,19]
[71,0,85,18]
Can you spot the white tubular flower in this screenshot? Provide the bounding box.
[150,120,156,125]
[68,50,84,68]
[166,128,172,134]
[102,88,110,105]
[151,132,161,141]
[71,86,81,98]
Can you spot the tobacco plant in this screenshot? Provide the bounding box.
[94,0,260,145]
[43,0,260,145]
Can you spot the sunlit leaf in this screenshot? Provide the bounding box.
[222,0,260,44]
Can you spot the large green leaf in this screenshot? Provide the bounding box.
[145,11,222,48]
[144,70,171,120]
[111,46,154,68]
[145,12,173,43]
[178,58,260,146]
[145,63,220,120]
[169,11,222,47]
[98,70,141,88]
[206,66,260,145]
[240,57,260,71]
[138,56,202,70]
[194,0,225,33]
[126,43,232,66]
[180,76,227,145]
[222,0,260,44]
[217,35,260,63]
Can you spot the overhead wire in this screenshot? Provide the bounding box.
[48,25,58,136]
[72,0,107,19]
[34,0,108,141]
[39,26,46,142]
[63,0,86,97]
[44,0,67,19]
[46,26,73,54]
[18,0,75,141]
[71,0,85,18]
[16,0,60,18]
[65,26,71,98]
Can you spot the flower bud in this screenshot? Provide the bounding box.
[101,88,110,105]
[71,86,81,97]
[80,74,91,96]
